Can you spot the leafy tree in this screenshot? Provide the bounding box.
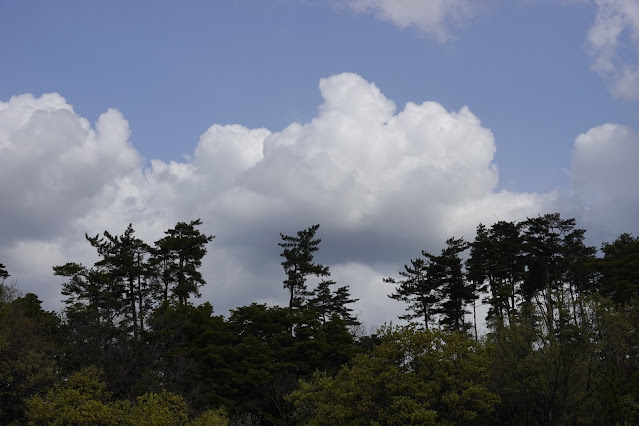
[127,390,190,425]
[487,294,639,425]
[146,302,235,413]
[0,288,59,424]
[153,219,214,305]
[26,366,122,425]
[279,224,329,310]
[385,255,439,329]
[593,296,639,424]
[289,326,499,425]
[26,367,230,425]
[226,303,297,423]
[226,300,358,424]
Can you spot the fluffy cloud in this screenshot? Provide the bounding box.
[346,0,476,41]
[588,0,639,99]
[0,93,141,242]
[1,73,559,326]
[571,123,639,239]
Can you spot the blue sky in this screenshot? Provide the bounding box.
[2,0,639,326]
[2,0,625,191]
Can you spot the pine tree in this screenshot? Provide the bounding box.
[385,255,439,329]
[432,237,473,333]
[467,221,525,328]
[153,219,215,306]
[279,224,329,310]
[307,280,359,326]
[599,233,639,305]
[520,214,575,334]
[0,263,8,282]
[85,224,154,339]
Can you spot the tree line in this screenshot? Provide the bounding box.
[1,213,638,424]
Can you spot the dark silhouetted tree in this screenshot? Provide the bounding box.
[598,233,639,305]
[432,237,473,333]
[153,219,215,306]
[279,224,329,310]
[0,263,8,283]
[385,255,439,329]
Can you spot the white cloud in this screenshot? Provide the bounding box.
[570,122,639,239]
[587,0,639,100]
[346,0,477,42]
[0,93,141,242]
[0,73,558,326]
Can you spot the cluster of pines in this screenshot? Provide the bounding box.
[1,213,638,425]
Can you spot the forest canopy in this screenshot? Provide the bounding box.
[1,214,638,425]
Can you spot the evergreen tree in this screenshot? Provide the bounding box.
[520,214,576,334]
[55,261,124,355]
[153,219,215,305]
[278,224,329,310]
[0,263,8,282]
[599,233,639,305]
[467,221,525,328]
[307,279,359,327]
[0,287,58,424]
[85,224,154,339]
[385,255,439,329]
[432,237,473,333]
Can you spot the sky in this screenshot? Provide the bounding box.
[2,0,639,328]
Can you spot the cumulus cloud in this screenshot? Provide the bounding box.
[1,73,559,326]
[346,0,477,42]
[588,0,639,100]
[0,93,142,242]
[570,122,639,239]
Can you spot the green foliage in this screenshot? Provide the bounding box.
[127,390,189,425]
[9,215,639,423]
[279,224,330,309]
[599,233,639,304]
[85,224,155,340]
[26,367,124,425]
[431,237,473,333]
[26,367,229,426]
[593,296,639,424]
[187,408,229,426]
[385,255,438,328]
[0,287,58,424]
[487,295,639,424]
[467,221,524,326]
[289,326,499,425]
[146,302,235,412]
[153,219,215,305]
[307,279,359,327]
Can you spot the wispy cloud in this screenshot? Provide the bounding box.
[346,0,477,42]
[588,0,639,99]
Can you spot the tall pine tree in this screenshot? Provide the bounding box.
[279,224,330,310]
[153,219,214,306]
[385,255,439,329]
